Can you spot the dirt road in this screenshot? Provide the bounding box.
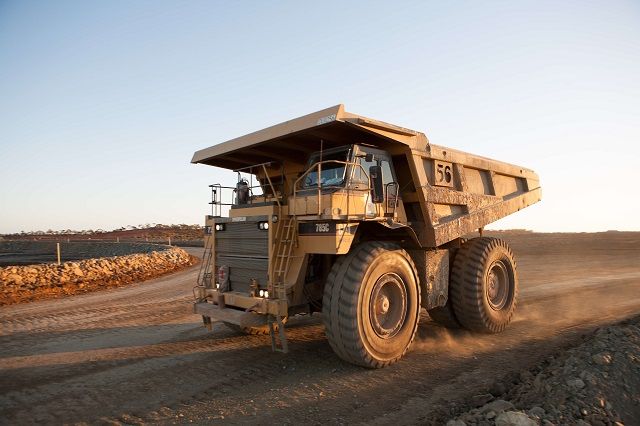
[1,233,639,425]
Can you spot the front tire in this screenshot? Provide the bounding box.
[322,242,421,368]
[450,237,518,333]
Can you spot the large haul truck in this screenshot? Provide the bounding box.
[191,105,541,368]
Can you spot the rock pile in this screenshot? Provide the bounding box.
[0,246,195,305]
[446,316,640,425]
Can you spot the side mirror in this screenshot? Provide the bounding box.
[369,165,384,203]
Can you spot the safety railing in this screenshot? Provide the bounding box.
[292,160,373,218]
[208,162,284,216]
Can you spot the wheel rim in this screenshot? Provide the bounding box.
[486,260,509,310]
[369,272,407,339]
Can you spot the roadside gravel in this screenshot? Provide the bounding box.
[446,315,640,425]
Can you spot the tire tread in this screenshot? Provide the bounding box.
[450,237,518,333]
[322,241,420,368]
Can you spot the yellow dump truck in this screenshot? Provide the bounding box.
[191,105,541,368]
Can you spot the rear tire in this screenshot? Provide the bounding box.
[450,237,518,333]
[322,242,421,368]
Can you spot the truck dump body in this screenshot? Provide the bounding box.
[192,104,541,367]
[192,104,541,248]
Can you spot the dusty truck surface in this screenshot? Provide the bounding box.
[191,104,541,368]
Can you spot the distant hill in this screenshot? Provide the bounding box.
[2,224,203,243]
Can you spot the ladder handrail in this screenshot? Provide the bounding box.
[197,245,214,287]
[270,216,298,300]
[193,243,215,303]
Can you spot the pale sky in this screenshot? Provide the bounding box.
[1,0,639,233]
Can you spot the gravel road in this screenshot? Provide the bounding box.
[1,234,639,425]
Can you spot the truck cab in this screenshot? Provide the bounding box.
[292,144,403,221]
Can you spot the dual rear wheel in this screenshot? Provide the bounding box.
[429,237,518,333]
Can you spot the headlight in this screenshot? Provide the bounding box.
[264,290,269,298]
[271,215,278,223]
[215,223,225,231]
[258,222,269,230]
[259,289,265,297]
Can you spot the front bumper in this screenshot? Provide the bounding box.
[193,301,269,328]
[194,287,288,326]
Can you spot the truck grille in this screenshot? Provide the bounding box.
[215,221,268,294]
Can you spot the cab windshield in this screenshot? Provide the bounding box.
[302,149,349,188]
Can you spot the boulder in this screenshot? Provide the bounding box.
[480,399,514,414]
[495,411,537,426]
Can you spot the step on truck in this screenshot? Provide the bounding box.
[191,105,541,368]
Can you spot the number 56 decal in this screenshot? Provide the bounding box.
[434,160,453,187]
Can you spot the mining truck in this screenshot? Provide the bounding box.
[191,105,541,368]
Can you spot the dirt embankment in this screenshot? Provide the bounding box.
[0,246,196,305]
[446,316,640,426]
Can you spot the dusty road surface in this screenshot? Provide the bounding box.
[1,234,639,425]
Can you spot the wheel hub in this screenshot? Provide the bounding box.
[488,273,498,298]
[486,260,509,310]
[369,273,407,339]
[376,295,390,314]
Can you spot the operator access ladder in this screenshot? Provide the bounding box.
[197,245,214,292]
[268,217,298,353]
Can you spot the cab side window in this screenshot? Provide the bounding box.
[353,157,376,186]
[381,160,395,185]
[353,155,395,186]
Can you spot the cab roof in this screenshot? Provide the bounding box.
[191,104,428,170]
